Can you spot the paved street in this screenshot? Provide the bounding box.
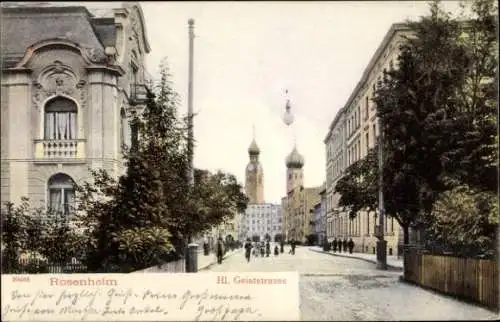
[202,246,498,321]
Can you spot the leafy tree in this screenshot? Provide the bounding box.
[439,0,498,193]
[35,216,87,264]
[1,199,29,273]
[1,199,82,273]
[76,59,247,272]
[274,233,283,243]
[334,147,379,218]
[251,234,260,242]
[183,169,248,240]
[370,0,496,244]
[75,62,189,272]
[427,185,497,258]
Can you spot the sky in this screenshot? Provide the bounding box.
[139,1,465,204]
[27,1,464,204]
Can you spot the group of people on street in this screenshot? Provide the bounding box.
[331,238,355,254]
[215,236,356,265]
[244,238,292,262]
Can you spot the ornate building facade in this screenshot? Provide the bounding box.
[324,23,412,255]
[1,3,151,215]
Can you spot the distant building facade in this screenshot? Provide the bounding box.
[324,23,413,255]
[314,183,327,245]
[1,3,151,217]
[281,145,321,244]
[240,203,283,242]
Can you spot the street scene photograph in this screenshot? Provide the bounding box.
[0,0,498,321]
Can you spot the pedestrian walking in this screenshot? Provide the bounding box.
[290,239,296,255]
[265,241,271,257]
[260,245,265,257]
[348,238,354,254]
[216,237,224,264]
[332,239,338,252]
[244,238,252,263]
[343,238,348,253]
[274,245,279,256]
[280,240,284,253]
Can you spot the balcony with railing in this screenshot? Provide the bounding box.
[129,69,154,106]
[129,83,149,106]
[34,139,86,159]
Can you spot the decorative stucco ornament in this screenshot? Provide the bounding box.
[32,60,87,109]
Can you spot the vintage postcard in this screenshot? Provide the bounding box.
[1,1,498,321]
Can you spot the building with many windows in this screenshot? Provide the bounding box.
[324,23,412,255]
[281,145,322,244]
[314,183,327,246]
[1,2,151,218]
[239,203,283,242]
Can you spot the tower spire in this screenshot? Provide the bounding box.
[252,123,256,140]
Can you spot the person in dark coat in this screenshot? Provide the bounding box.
[280,240,284,253]
[332,239,338,252]
[348,238,354,254]
[260,245,265,257]
[244,238,252,262]
[343,238,348,252]
[274,245,279,256]
[290,239,296,255]
[337,238,342,253]
[265,241,271,257]
[216,237,224,264]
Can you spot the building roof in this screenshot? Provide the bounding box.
[1,5,108,68]
[323,22,411,143]
[248,139,260,155]
[1,1,152,69]
[285,146,304,169]
[91,17,117,48]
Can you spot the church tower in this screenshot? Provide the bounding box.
[285,145,304,193]
[245,132,264,204]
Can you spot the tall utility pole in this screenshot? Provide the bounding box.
[376,116,387,270]
[185,19,197,273]
[187,18,195,186]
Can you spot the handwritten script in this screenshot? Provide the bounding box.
[1,272,300,321]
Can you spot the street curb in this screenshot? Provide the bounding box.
[309,247,403,271]
[198,250,240,271]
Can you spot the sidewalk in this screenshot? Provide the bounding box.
[309,246,404,270]
[198,248,241,271]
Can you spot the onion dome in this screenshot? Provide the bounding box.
[248,139,260,155]
[286,146,304,168]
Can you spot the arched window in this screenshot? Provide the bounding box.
[47,173,75,218]
[44,97,77,140]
